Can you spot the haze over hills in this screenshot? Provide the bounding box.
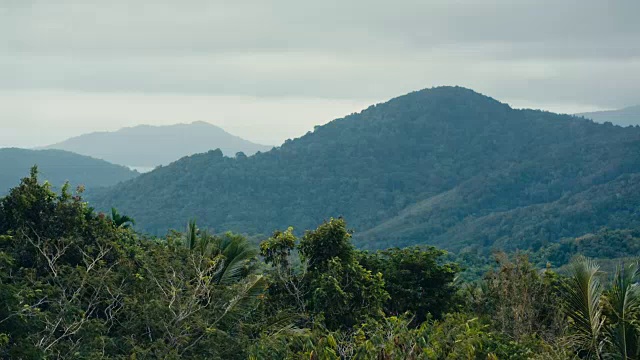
[577,105,640,127]
[0,148,138,195]
[91,86,640,252]
[3,0,639,356]
[44,121,272,170]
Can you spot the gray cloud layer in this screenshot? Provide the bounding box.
[1,0,639,146]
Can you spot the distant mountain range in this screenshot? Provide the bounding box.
[91,86,640,254]
[44,121,272,169]
[577,105,640,127]
[0,148,138,195]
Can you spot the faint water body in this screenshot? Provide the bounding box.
[128,166,155,173]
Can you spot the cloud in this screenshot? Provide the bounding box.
[0,90,374,147]
[3,50,638,107]
[4,0,638,57]
[0,0,638,146]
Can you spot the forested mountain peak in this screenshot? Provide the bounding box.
[92,87,640,252]
[384,86,508,110]
[298,86,511,134]
[281,85,606,152]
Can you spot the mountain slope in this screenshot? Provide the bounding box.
[91,87,640,252]
[358,132,640,250]
[577,105,640,127]
[361,172,640,251]
[0,148,138,195]
[44,121,272,168]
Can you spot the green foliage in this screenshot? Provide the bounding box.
[5,169,640,358]
[471,254,565,342]
[0,167,134,358]
[309,256,388,330]
[358,247,460,322]
[110,207,135,228]
[301,219,388,330]
[249,313,561,359]
[260,227,297,269]
[215,231,260,284]
[260,218,389,331]
[564,257,606,359]
[534,228,640,269]
[0,171,267,359]
[607,261,640,359]
[173,220,259,284]
[299,218,356,273]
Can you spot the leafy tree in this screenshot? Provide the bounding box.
[299,218,388,330]
[473,253,565,342]
[260,219,388,331]
[299,218,356,273]
[358,246,460,322]
[0,171,270,359]
[260,227,297,270]
[115,239,266,358]
[0,167,133,358]
[259,227,308,314]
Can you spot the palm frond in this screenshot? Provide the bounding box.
[110,207,135,228]
[216,275,267,325]
[608,261,640,360]
[218,247,259,284]
[216,234,259,284]
[564,256,606,359]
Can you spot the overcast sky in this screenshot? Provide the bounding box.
[1,0,639,147]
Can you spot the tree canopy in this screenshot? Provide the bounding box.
[2,169,640,359]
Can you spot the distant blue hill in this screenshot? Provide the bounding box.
[44,121,272,169]
[577,105,640,127]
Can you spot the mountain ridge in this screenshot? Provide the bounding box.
[0,148,139,195]
[90,86,640,252]
[44,121,272,168]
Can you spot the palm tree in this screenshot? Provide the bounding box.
[564,256,606,359]
[215,274,266,324]
[110,207,135,228]
[607,261,640,360]
[184,219,199,250]
[218,232,259,284]
[182,220,258,284]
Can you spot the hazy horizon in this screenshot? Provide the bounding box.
[2,0,638,148]
[0,91,614,149]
